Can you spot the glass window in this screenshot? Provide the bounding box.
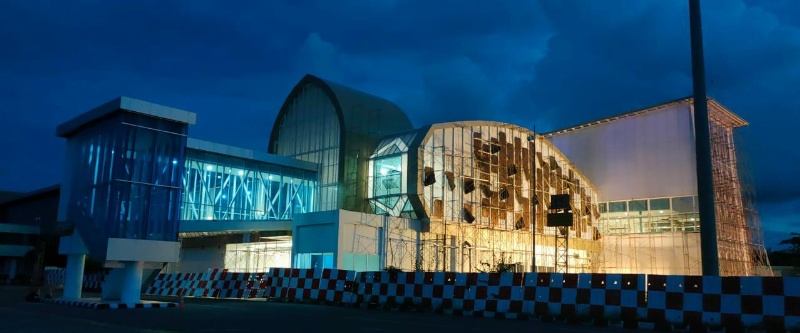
[273,85,341,211]
[650,198,670,211]
[628,200,647,212]
[180,149,318,221]
[608,201,627,213]
[599,203,607,213]
[62,113,186,244]
[672,196,697,213]
[372,155,402,198]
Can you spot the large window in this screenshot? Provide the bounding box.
[598,195,700,234]
[293,252,334,269]
[608,201,627,213]
[372,155,402,198]
[273,85,341,211]
[180,150,316,221]
[62,113,187,243]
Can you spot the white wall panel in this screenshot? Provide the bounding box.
[550,104,698,201]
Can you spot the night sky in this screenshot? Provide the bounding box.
[0,1,797,248]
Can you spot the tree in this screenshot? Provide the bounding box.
[779,232,800,253]
[768,233,800,267]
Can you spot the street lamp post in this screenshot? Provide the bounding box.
[528,126,537,273]
[689,0,720,276]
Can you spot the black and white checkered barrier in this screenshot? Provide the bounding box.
[354,271,475,312]
[42,298,178,309]
[142,268,800,330]
[646,275,800,331]
[467,272,527,318]
[576,273,646,323]
[281,268,356,305]
[44,268,104,292]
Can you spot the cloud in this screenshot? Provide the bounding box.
[0,0,798,227]
[526,0,800,207]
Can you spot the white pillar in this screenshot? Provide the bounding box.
[63,254,86,300]
[120,261,144,305]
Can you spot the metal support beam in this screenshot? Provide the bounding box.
[689,0,720,276]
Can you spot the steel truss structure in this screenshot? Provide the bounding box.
[368,122,603,273]
[587,101,771,276]
[180,152,317,221]
[708,105,771,276]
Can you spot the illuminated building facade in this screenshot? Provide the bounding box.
[28,75,770,288]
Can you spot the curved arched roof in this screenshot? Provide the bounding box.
[371,120,598,192]
[268,74,414,153]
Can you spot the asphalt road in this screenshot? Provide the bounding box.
[0,286,632,333]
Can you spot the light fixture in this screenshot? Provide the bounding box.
[380,168,388,176]
[238,170,244,176]
[659,210,664,214]
[206,165,213,171]
[172,160,178,165]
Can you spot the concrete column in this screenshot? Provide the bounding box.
[120,261,144,304]
[8,258,17,281]
[63,254,86,300]
[377,226,385,270]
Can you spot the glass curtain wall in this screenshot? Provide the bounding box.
[180,150,316,221]
[273,85,341,211]
[418,123,599,236]
[367,132,418,218]
[597,195,700,234]
[62,113,186,244]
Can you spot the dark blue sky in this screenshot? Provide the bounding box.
[0,0,797,248]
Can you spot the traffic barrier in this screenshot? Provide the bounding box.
[646,275,800,331]
[140,269,799,330]
[467,272,526,318]
[191,269,224,297]
[354,271,472,311]
[147,272,195,296]
[576,273,646,323]
[283,269,355,305]
[44,268,105,292]
[528,272,579,319]
[264,268,292,300]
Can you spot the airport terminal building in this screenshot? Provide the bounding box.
[0,74,771,291]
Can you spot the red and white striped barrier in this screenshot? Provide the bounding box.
[193,269,224,297]
[146,272,202,297]
[264,268,292,300]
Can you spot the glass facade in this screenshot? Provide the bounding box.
[367,132,418,218]
[180,149,316,221]
[62,113,187,245]
[272,84,341,211]
[369,122,602,236]
[293,252,334,269]
[597,195,700,234]
[368,123,602,273]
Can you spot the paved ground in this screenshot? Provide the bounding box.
[0,286,632,333]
